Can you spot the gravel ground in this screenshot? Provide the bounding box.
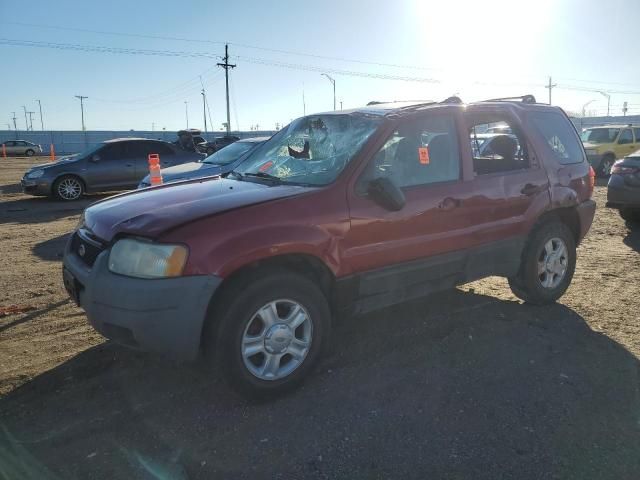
[1,157,639,479]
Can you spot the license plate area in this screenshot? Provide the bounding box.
[63,268,83,306]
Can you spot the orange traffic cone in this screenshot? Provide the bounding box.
[2,143,6,159]
[50,144,56,162]
[148,154,163,186]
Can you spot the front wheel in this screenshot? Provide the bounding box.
[25,149,35,157]
[207,271,331,398]
[508,221,576,305]
[598,155,615,177]
[53,175,84,201]
[620,208,640,224]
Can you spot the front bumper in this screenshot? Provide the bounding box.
[21,177,52,196]
[576,199,597,243]
[62,239,222,361]
[606,175,640,208]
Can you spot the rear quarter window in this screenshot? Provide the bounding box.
[529,111,585,165]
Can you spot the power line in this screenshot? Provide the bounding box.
[2,21,443,72]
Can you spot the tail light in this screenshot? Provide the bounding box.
[588,166,595,198]
[611,161,639,175]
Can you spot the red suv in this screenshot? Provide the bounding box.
[62,96,596,397]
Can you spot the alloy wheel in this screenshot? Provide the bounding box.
[241,299,313,381]
[57,178,82,200]
[537,237,568,289]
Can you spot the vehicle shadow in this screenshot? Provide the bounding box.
[623,220,640,252]
[0,194,112,225]
[32,233,71,261]
[0,300,70,334]
[1,290,639,480]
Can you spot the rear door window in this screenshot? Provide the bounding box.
[618,129,633,144]
[529,111,585,165]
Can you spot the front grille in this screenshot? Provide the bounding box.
[71,230,105,267]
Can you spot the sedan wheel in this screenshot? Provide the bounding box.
[241,299,313,381]
[55,177,83,201]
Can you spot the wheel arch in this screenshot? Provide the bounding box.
[534,207,581,245]
[200,253,336,349]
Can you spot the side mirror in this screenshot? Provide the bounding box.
[367,177,405,211]
[90,154,100,163]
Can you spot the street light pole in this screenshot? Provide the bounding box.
[74,95,88,130]
[598,91,611,117]
[321,73,336,110]
[22,106,28,130]
[581,99,596,118]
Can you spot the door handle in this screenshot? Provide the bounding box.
[521,183,545,196]
[438,197,461,210]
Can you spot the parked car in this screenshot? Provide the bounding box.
[607,148,640,222]
[21,138,204,201]
[484,124,513,134]
[469,132,522,157]
[138,137,268,189]
[197,136,241,155]
[581,124,640,176]
[1,140,43,156]
[62,95,595,397]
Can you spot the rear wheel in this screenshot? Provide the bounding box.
[508,221,576,305]
[619,208,640,224]
[206,271,330,398]
[598,154,615,177]
[25,149,35,157]
[53,175,84,201]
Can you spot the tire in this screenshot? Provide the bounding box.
[206,271,331,398]
[508,221,576,305]
[619,208,640,224]
[25,149,35,157]
[53,175,84,201]
[598,154,615,177]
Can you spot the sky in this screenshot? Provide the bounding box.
[1,0,640,132]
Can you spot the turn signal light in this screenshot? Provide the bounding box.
[588,166,595,198]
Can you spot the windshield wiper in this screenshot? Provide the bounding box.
[228,170,244,180]
[243,172,283,183]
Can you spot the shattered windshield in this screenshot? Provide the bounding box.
[234,114,383,186]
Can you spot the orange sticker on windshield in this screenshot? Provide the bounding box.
[259,161,273,172]
[418,147,430,164]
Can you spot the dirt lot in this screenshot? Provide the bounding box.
[1,156,640,479]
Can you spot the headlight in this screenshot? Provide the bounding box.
[108,238,188,279]
[26,169,44,179]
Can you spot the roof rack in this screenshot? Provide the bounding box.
[482,94,537,104]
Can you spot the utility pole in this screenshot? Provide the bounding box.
[11,112,17,132]
[217,44,236,135]
[151,122,155,132]
[340,100,343,111]
[321,73,336,110]
[27,111,35,131]
[545,76,557,105]
[201,89,208,134]
[22,106,29,130]
[184,101,189,128]
[74,95,88,130]
[36,99,44,130]
[302,84,306,116]
[623,101,628,116]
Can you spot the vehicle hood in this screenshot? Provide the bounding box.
[582,142,603,150]
[84,177,314,242]
[28,155,80,171]
[139,161,224,186]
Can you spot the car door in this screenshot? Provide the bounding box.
[343,110,484,310]
[463,106,550,272]
[85,142,136,190]
[4,141,17,155]
[616,128,636,158]
[131,141,178,180]
[15,141,27,155]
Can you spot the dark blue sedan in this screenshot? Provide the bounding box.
[138,136,268,189]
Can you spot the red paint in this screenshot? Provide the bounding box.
[85,102,596,282]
